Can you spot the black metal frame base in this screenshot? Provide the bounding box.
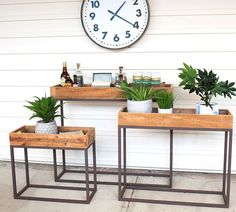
[53,147,173,186]
[10,142,97,204]
[54,168,172,187]
[118,126,233,208]
[55,100,173,186]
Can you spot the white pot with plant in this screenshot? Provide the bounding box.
[120,82,154,113]
[155,90,174,114]
[178,63,236,115]
[25,96,62,134]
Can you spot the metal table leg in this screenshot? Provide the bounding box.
[119,127,233,208]
[54,101,171,185]
[10,145,97,204]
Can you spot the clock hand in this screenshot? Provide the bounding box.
[110,1,126,21]
[108,10,134,26]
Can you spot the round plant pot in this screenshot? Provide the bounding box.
[158,108,173,114]
[127,99,152,113]
[196,102,219,115]
[35,120,58,134]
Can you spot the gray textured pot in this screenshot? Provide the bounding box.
[35,120,58,134]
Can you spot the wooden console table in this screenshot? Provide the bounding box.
[118,108,233,208]
[9,126,97,204]
[50,84,173,185]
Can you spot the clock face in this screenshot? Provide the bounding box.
[81,0,149,49]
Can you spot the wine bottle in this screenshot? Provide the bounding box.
[60,62,73,87]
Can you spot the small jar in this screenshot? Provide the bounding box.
[133,72,143,84]
[151,72,161,85]
[142,72,151,84]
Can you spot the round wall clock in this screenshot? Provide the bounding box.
[81,0,150,49]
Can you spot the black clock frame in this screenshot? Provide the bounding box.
[80,0,150,50]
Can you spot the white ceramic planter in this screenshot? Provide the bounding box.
[35,120,58,134]
[127,99,152,113]
[196,102,219,115]
[158,108,173,114]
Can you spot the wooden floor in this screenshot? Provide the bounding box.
[0,162,236,212]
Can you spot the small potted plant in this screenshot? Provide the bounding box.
[155,90,174,114]
[120,82,154,113]
[24,95,62,134]
[178,63,236,114]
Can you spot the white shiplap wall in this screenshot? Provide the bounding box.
[0,0,236,172]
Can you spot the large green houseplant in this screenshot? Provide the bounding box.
[178,63,236,114]
[120,82,154,113]
[24,95,62,134]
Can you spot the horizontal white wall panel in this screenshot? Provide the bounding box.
[1,53,236,70]
[0,0,236,172]
[1,34,236,54]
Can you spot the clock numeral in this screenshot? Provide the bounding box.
[125,31,131,38]
[91,0,100,8]
[102,31,107,39]
[114,34,120,42]
[133,0,138,5]
[136,9,142,17]
[133,21,139,29]
[93,24,99,31]
[90,12,96,20]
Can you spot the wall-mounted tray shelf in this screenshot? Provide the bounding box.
[50,83,173,101]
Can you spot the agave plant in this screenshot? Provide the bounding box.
[155,90,174,109]
[120,82,154,101]
[178,63,236,108]
[25,95,62,123]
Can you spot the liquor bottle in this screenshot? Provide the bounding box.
[118,66,124,83]
[75,63,84,87]
[123,72,127,83]
[114,73,120,87]
[60,62,73,87]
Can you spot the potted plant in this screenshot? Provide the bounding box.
[155,90,174,114]
[120,82,154,113]
[178,63,236,114]
[24,95,62,134]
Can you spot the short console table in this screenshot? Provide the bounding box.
[9,126,97,204]
[50,84,173,185]
[118,108,233,208]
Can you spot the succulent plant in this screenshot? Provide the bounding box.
[155,90,174,109]
[24,95,62,123]
[120,82,154,101]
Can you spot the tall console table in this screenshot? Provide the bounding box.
[118,108,233,208]
[50,84,173,185]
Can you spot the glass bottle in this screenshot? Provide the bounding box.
[118,66,124,82]
[76,63,84,87]
[114,73,120,87]
[60,62,73,87]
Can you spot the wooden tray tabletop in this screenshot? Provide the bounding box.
[50,83,173,101]
[9,126,95,149]
[118,108,233,130]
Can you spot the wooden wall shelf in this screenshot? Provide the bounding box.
[10,126,95,149]
[50,83,173,101]
[118,108,233,129]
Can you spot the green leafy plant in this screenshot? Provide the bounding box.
[178,63,236,108]
[24,96,62,123]
[155,90,174,109]
[120,82,154,101]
